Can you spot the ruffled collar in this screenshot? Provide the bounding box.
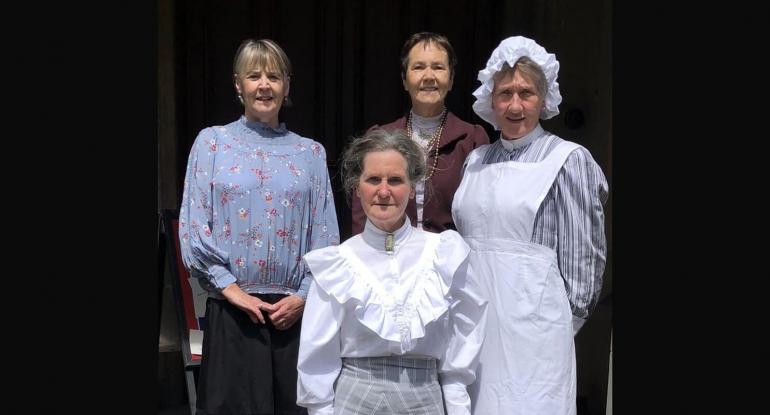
[361,218,413,254]
[302,229,471,353]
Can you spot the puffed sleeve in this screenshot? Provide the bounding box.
[296,143,341,299]
[470,123,490,149]
[178,127,237,290]
[296,254,344,415]
[435,231,489,415]
[307,144,340,251]
[552,148,608,334]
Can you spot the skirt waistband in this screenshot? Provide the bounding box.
[341,356,438,384]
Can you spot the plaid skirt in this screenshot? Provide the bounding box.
[333,356,445,415]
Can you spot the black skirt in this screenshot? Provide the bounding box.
[196,294,307,415]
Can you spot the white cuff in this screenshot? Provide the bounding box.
[441,382,471,415]
[306,402,333,415]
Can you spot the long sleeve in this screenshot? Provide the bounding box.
[551,148,608,327]
[478,131,608,332]
[178,128,237,290]
[296,278,343,415]
[308,146,340,251]
[435,231,489,415]
[297,146,340,299]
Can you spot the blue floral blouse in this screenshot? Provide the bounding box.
[179,116,340,299]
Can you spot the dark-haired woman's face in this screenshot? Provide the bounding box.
[402,42,453,117]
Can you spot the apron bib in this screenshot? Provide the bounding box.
[452,141,580,415]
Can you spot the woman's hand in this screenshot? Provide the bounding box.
[267,295,305,330]
[221,284,277,324]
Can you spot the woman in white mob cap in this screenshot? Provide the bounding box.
[452,36,608,415]
[297,128,488,415]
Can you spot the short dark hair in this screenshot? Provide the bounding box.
[400,32,457,80]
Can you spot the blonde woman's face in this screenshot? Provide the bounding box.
[235,65,289,128]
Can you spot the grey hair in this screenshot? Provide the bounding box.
[493,56,547,99]
[340,128,425,200]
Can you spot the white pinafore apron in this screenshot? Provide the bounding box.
[452,140,580,415]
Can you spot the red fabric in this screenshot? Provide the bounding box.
[351,111,489,234]
[172,219,200,332]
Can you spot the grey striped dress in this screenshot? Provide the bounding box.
[480,125,608,323]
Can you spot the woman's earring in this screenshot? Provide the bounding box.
[237,94,244,105]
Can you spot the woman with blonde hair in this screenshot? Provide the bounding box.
[179,38,339,414]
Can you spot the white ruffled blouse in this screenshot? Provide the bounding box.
[297,219,488,415]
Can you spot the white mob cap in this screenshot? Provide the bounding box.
[472,36,562,129]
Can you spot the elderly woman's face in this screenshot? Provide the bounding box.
[491,69,543,139]
[235,65,289,128]
[356,150,415,233]
[402,42,453,117]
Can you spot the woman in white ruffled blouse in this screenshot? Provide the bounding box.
[296,128,488,415]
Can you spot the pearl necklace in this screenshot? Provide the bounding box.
[406,109,448,181]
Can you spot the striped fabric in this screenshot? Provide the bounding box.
[481,130,608,319]
[333,356,445,415]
